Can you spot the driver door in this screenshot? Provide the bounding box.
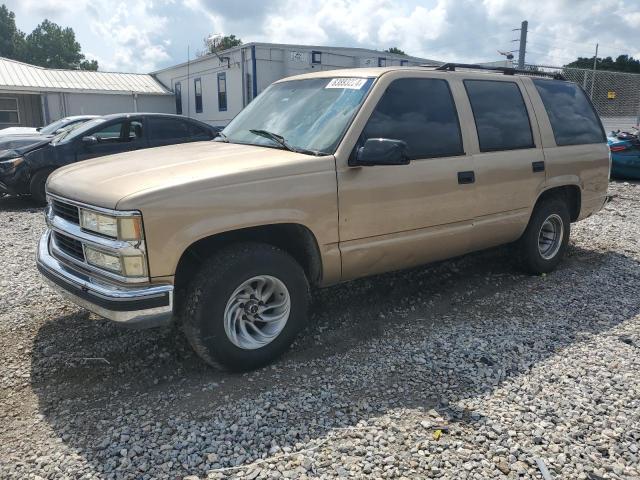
[75,119,147,161]
[336,75,477,280]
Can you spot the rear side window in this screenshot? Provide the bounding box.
[148,117,189,141]
[362,78,463,159]
[188,122,213,140]
[532,79,605,146]
[464,80,534,152]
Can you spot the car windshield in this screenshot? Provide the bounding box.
[222,77,375,155]
[52,118,106,144]
[39,118,70,135]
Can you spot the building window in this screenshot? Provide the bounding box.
[174,82,182,115]
[217,72,227,111]
[194,78,203,113]
[312,51,322,64]
[400,59,408,66]
[246,73,253,104]
[378,57,386,67]
[0,97,19,124]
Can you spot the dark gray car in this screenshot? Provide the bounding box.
[0,113,219,203]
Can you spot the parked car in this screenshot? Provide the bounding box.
[608,128,640,180]
[37,66,609,371]
[0,116,98,156]
[0,113,219,203]
[0,115,98,138]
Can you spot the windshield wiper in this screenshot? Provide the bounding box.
[249,129,326,156]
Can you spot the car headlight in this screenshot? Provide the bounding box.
[79,209,143,240]
[84,246,147,276]
[0,156,24,173]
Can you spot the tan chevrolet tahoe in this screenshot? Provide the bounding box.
[37,64,610,370]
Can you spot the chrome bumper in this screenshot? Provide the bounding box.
[37,230,174,328]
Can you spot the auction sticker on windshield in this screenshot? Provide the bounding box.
[325,78,368,89]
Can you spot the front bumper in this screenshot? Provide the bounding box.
[37,230,174,328]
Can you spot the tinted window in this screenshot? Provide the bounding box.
[188,122,213,140]
[175,82,182,115]
[148,117,189,141]
[92,120,142,143]
[464,80,534,152]
[194,78,203,113]
[361,78,463,159]
[94,122,123,141]
[217,73,227,111]
[533,79,605,146]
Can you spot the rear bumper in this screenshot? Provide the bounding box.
[37,230,174,328]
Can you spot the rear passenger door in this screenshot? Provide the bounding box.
[460,78,546,247]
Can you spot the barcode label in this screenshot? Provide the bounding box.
[325,78,368,89]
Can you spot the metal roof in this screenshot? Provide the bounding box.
[0,57,170,95]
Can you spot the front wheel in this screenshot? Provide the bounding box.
[29,168,56,205]
[181,242,309,371]
[516,198,571,274]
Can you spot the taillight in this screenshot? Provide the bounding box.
[609,145,628,152]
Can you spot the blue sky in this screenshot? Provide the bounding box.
[5,0,640,73]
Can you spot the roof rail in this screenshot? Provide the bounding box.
[430,63,566,80]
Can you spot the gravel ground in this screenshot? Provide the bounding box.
[0,181,639,480]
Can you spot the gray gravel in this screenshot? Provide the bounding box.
[1,181,639,480]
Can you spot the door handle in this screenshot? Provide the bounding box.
[532,161,545,173]
[457,171,475,184]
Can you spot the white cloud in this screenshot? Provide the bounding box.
[88,1,171,72]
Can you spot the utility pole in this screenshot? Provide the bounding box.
[517,20,528,69]
[590,43,598,100]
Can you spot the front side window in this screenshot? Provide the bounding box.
[94,122,124,142]
[0,97,19,124]
[222,77,374,154]
[533,79,605,146]
[217,73,227,111]
[464,80,534,152]
[361,78,463,159]
[194,78,202,113]
[92,120,143,143]
[175,82,182,115]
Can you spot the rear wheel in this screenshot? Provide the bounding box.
[181,242,309,371]
[29,168,56,205]
[517,197,570,274]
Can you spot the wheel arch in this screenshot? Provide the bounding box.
[174,223,324,291]
[533,184,582,222]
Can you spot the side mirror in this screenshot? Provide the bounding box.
[82,135,98,146]
[351,138,410,166]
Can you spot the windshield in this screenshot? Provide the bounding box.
[222,77,374,154]
[39,118,70,135]
[52,118,106,144]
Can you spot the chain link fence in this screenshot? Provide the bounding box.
[526,64,640,133]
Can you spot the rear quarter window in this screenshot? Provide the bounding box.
[532,79,605,146]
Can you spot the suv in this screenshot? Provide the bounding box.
[37,65,610,371]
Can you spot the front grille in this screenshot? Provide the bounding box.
[53,231,85,261]
[51,199,80,224]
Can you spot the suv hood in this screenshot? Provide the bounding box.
[47,141,334,209]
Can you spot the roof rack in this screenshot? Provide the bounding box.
[429,63,566,81]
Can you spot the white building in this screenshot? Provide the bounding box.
[0,57,174,129]
[152,42,442,127]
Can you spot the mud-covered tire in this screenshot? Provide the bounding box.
[517,197,571,274]
[181,242,309,371]
[29,168,56,205]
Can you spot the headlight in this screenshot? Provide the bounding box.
[0,156,24,173]
[79,209,143,240]
[84,246,147,277]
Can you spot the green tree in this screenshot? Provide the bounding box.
[385,47,406,56]
[201,34,242,55]
[24,19,87,69]
[566,54,640,73]
[0,4,25,60]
